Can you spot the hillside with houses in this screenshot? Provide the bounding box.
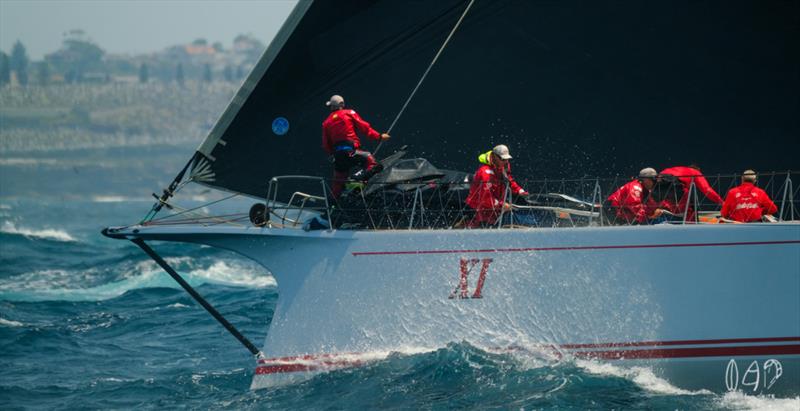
[0,31,266,155]
[1,30,265,86]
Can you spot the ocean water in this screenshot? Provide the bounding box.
[1,148,799,410]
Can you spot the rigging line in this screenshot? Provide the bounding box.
[147,193,240,223]
[375,0,476,156]
[141,154,196,223]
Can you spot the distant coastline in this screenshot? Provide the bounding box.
[0,82,237,154]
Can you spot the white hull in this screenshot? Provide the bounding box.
[108,223,800,395]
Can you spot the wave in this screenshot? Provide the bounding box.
[579,358,800,409]
[718,391,800,411]
[0,318,24,327]
[253,343,799,409]
[0,258,275,302]
[0,157,60,166]
[91,195,154,203]
[188,260,276,288]
[576,358,709,396]
[0,221,76,242]
[91,195,135,203]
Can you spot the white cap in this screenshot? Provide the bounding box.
[492,144,512,160]
[325,94,344,108]
[638,167,657,179]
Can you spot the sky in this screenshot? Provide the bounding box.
[0,0,297,59]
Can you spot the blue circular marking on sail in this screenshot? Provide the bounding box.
[272,117,289,136]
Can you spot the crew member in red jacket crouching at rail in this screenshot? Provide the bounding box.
[322,94,390,198]
[606,167,660,225]
[659,164,723,222]
[465,144,528,228]
[721,170,778,223]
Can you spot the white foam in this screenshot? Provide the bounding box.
[0,204,11,210]
[1,221,76,242]
[0,265,164,302]
[168,303,189,309]
[189,260,276,288]
[0,158,59,166]
[91,195,132,203]
[577,359,710,396]
[0,318,24,327]
[0,257,273,302]
[718,391,800,411]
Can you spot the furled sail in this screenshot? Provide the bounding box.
[185,0,799,199]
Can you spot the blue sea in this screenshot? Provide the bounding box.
[1,146,798,410]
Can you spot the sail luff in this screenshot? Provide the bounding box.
[196,0,314,160]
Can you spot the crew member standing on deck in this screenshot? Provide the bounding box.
[659,164,723,221]
[606,167,661,225]
[466,144,528,228]
[322,95,390,198]
[721,170,778,222]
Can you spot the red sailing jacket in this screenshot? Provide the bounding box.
[466,164,525,226]
[721,182,778,222]
[660,166,723,205]
[607,180,657,224]
[322,109,381,155]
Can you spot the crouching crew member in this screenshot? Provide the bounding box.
[466,144,528,228]
[322,95,390,198]
[606,167,660,225]
[721,170,778,222]
[659,164,723,221]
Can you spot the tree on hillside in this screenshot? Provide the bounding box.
[11,40,29,86]
[212,42,224,52]
[233,34,266,64]
[176,63,185,86]
[192,38,208,46]
[202,63,212,83]
[223,65,233,82]
[45,30,105,82]
[139,63,149,83]
[235,65,245,80]
[37,62,51,85]
[0,52,10,85]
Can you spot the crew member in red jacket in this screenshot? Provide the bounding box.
[659,164,723,221]
[466,144,528,228]
[606,167,660,224]
[322,95,390,198]
[721,170,778,222]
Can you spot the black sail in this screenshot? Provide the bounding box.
[189,0,800,199]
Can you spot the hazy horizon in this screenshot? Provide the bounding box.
[0,0,297,60]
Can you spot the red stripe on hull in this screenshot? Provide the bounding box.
[254,341,800,375]
[560,336,800,349]
[256,360,363,375]
[574,344,800,360]
[351,240,800,256]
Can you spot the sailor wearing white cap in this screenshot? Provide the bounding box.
[322,94,390,198]
[466,144,529,227]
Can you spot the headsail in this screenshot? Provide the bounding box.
[188,0,470,198]
[180,0,799,199]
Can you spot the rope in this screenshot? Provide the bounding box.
[374,0,476,156]
[146,193,241,226]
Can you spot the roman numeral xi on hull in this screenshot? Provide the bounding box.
[449,258,493,299]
